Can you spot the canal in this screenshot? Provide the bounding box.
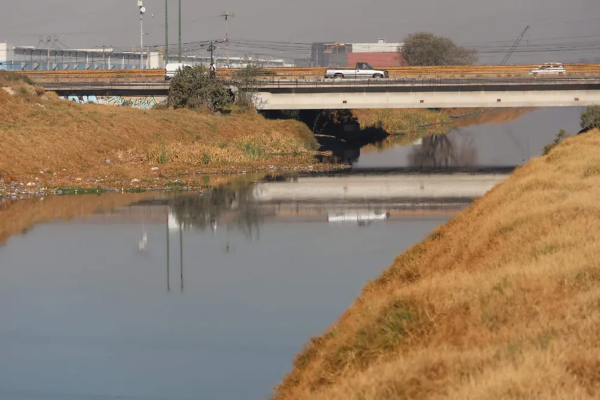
[0,106,585,400]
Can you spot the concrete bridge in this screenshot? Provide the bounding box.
[41,77,600,110]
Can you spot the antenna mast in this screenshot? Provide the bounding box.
[219,11,234,67]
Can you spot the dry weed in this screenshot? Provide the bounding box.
[0,88,317,181]
[272,130,600,400]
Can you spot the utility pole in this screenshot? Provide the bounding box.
[46,36,51,71]
[138,1,146,69]
[219,12,234,67]
[102,45,106,70]
[178,0,182,62]
[207,41,217,64]
[165,0,168,66]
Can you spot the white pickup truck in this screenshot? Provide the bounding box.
[325,62,389,79]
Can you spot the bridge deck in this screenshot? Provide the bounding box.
[41,77,600,110]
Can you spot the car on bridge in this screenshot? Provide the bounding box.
[165,63,192,80]
[528,62,566,76]
[324,62,389,79]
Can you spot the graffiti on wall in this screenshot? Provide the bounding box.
[105,96,158,109]
[59,95,164,109]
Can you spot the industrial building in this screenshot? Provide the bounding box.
[0,42,290,71]
[0,42,161,71]
[311,39,405,67]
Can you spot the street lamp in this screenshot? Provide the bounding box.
[138,0,146,69]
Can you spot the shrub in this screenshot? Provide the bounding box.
[167,65,233,111]
[233,62,264,110]
[543,129,570,155]
[580,105,600,132]
[242,141,267,159]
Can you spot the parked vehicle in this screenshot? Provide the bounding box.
[529,62,566,75]
[165,63,192,80]
[325,62,389,79]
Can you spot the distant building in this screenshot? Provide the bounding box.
[0,42,161,71]
[311,38,405,67]
[0,42,291,71]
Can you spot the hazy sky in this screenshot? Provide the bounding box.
[1,0,600,63]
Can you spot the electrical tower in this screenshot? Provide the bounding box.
[40,36,59,70]
[219,12,234,67]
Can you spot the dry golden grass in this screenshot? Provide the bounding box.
[0,82,318,183]
[273,129,600,400]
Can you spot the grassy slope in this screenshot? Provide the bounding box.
[0,79,317,182]
[273,130,600,400]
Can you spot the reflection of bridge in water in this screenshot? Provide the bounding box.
[252,173,510,203]
[65,181,484,292]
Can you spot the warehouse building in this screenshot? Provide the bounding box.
[0,42,290,71]
[311,39,405,67]
[0,42,160,71]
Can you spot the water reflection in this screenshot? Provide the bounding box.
[353,107,585,169]
[169,185,265,240]
[409,132,477,168]
[0,176,471,400]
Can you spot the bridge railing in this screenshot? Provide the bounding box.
[19,69,166,84]
[18,64,600,84]
[225,76,600,88]
[40,76,600,92]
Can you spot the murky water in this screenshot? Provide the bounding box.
[353,106,585,169]
[0,106,583,400]
[0,190,458,400]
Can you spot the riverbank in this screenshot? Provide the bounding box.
[0,75,341,197]
[355,107,534,152]
[273,129,600,399]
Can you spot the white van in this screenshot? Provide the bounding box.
[529,62,566,75]
[165,63,192,80]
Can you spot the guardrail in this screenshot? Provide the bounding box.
[21,64,600,84]
[41,77,600,92]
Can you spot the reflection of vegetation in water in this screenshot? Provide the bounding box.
[363,125,452,153]
[353,109,453,135]
[409,133,477,168]
[168,183,267,240]
[355,109,454,152]
[360,108,536,154]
